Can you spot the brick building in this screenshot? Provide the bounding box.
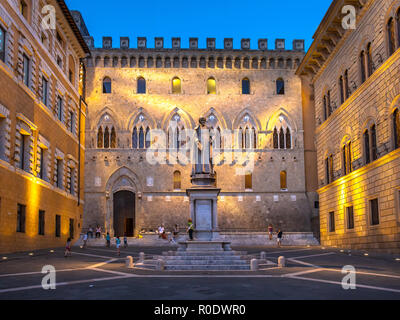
[298,0,400,253]
[0,0,90,253]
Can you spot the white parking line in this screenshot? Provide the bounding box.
[283,268,324,277]
[0,268,87,278]
[289,252,336,260]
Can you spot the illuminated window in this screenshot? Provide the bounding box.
[393,108,400,149]
[242,78,250,94]
[173,171,181,190]
[137,77,146,94]
[172,77,181,94]
[207,77,216,94]
[245,172,252,190]
[276,78,285,95]
[388,17,396,56]
[280,171,287,190]
[102,77,111,94]
[0,26,5,62]
[370,199,379,226]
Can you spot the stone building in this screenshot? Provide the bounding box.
[0,0,90,253]
[83,36,320,237]
[298,0,400,253]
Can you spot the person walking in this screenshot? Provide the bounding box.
[277,229,283,247]
[82,233,88,248]
[64,238,72,257]
[124,233,128,248]
[116,236,121,256]
[187,219,194,241]
[268,224,273,241]
[170,224,179,244]
[106,232,111,248]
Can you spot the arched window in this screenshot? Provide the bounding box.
[360,50,366,84]
[110,127,116,148]
[145,127,151,148]
[276,78,285,95]
[207,77,216,94]
[102,77,111,94]
[327,90,331,116]
[364,129,371,164]
[367,43,373,77]
[279,128,285,149]
[132,128,138,149]
[342,141,352,176]
[323,95,328,121]
[339,76,344,105]
[172,77,181,94]
[280,171,287,190]
[394,108,400,149]
[242,78,250,95]
[285,128,291,149]
[344,70,349,99]
[273,128,279,149]
[173,171,181,190]
[371,124,377,161]
[244,127,256,149]
[137,77,146,94]
[104,127,110,148]
[245,172,252,190]
[388,17,396,56]
[139,127,145,149]
[97,127,103,148]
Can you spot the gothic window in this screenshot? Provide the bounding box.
[145,127,150,148]
[156,56,162,68]
[243,127,256,149]
[112,56,118,67]
[200,57,206,68]
[139,127,144,149]
[245,172,252,190]
[147,56,154,68]
[164,57,171,68]
[103,77,111,94]
[242,78,250,95]
[394,108,400,149]
[364,129,371,164]
[325,154,334,184]
[121,56,128,68]
[234,57,241,69]
[238,127,243,149]
[260,58,267,69]
[226,57,232,69]
[172,77,181,94]
[339,76,344,105]
[342,140,352,176]
[173,57,180,68]
[252,57,258,69]
[208,57,215,68]
[344,70,349,99]
[280,171,287,190]
[285,128,291,149]
[139,56,145,68]
[137,77,146,94]
[103,56,110,67]
[111,127,116,148]
[278,58,284,69]
[207,77,216,94]
[182,57,188,68]
[104,127,110,148]
[276,78,285,95]
[371,125,377,161]
[217,57,224,69]
[360,50,366,84]
[243,57,250,69]
[388,17,396,56]
[130,57,136,67]
[132,127,137,149]
[173,171,181,190]
[273,127,279,149]
[279,128,285,149]
[97,127,103,148]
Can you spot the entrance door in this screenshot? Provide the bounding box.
[113,191,135,237]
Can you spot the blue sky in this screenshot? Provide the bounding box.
[65,0,332,50]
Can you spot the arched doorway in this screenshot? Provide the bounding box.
[113,191,135,237]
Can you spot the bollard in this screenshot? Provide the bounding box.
[126,256,134,269]
[278,256,286,268]
[250,259,259,271]
[139,252,145,263]
[260,252,266,260]
[156,259,165,271]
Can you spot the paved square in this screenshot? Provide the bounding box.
[0,246,399,300]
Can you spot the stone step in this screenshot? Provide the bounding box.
[154,255,244,260]
[163,259,249,265]
[165,265,251,271]
[172,251,246,256]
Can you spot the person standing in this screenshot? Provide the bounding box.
[268,224,273,241]
[64,238,72,257]
[277,229,283,247]
[116,236,121,256]
[170,224,179,244]
[106,232,111,248]
[82,233,88,248]
[187,219,194,241]
[96,225,101,239]
[124,233,128,248]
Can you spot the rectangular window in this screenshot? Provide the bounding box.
[57,56,62,68]
[69,167,75,195]
[56,159,63,189]
[69,111,74,133]
[17,204,26,233]
[69,218,74,239]
[42,77,48,106]
[38,210,45,236]
[370,198,380,226]
[0,26,5,62]
[19,0,28,20]
[19,134,29,171]
[23,54,30,87]
[329,211,335,232]
[57,96,63,122]
[347,206,354,229]
[0,116,6,161]
[55,215,61,237]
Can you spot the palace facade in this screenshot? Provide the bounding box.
[82,37,319,237]
[0,0,89,253]
[298,0,400,253]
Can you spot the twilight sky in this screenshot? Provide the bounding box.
[65,0,332,50]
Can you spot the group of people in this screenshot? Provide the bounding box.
[268,224,283,247]
[157,220,194,243]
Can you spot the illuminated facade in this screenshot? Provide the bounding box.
[83,37,320,237]
[298,0,400,253]
[0,0,89,253]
